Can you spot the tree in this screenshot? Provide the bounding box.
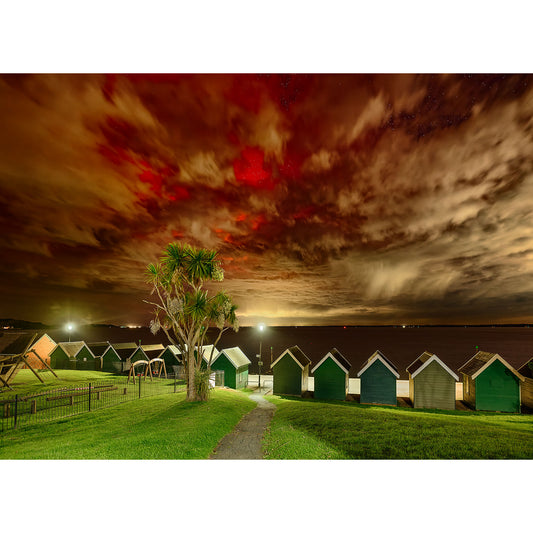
[145,242,239,401]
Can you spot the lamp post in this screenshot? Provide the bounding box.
[257,323,265,390]
[66,323,74,342]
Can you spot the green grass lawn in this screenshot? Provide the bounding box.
[263,396,533,459]
[3,369,126,396]
[0,389,256,459]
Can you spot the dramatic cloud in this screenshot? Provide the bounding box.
[1,73,533,326]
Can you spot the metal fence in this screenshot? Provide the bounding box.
[0,372,187,433]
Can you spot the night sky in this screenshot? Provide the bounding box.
[1,73,533,327]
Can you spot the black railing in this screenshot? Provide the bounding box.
[0,373,186,433]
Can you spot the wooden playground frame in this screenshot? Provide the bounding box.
[0,333,58,391]
[127,358,167,384]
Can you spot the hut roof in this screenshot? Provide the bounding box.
[141,344,165,359]
[357,350,400,378]
[406,351,458,381]
[518,358,533,378]
[87,342,111,357]
[165,345,181,356]
[200,345,220,363]
[312,348,351,374]
[459,351,524,381]
[0,332,36,354]
[56,341,93,360]
[112,342,138,360]
[219,347,252,369]
[271,345,311,370]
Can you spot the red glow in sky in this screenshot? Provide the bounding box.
[1,73,533,327]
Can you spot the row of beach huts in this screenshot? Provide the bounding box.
[5,333,533,413]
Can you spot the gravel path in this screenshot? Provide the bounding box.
[209,391,276,460]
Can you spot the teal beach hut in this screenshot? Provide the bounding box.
[459,351,524,413]
[272,345,311,396]
[357,350,399,406]
[311,348,351,400]
[210,347,251,389]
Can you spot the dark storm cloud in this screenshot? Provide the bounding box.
[1,73,533,325]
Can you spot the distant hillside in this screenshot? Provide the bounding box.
[0,318,50,330]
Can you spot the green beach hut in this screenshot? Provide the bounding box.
[49,341,95,370]
[159,345,182,372]
[518,358,533,412]
[311,348,351,400]
[272,345,311,396]
[210,347,251,389]
[459,351,524,413]
[406,351,458,410]
[357,350,399,406]
[87,342,111,371]
[112,342,140,372]
[87,342,122,373]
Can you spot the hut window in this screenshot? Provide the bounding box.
[465,379,469,395]
[83,358,87,362]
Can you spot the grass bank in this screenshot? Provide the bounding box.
[263,396,533,459]
[0,389,256,459]
[4,369,125,396]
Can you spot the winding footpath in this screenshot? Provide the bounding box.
[209,390,276,460]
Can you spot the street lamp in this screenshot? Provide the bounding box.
[257,323,265,390]
[66,323,74,342]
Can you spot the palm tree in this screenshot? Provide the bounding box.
[145,243,238,401]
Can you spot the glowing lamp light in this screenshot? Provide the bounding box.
[65,322,75,342]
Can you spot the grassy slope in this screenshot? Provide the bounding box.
[4,369,125,396]
[0,389,256,459]
[263,396,533,459]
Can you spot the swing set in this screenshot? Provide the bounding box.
[127,358,167,384]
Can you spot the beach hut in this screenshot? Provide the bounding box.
[87,342,111,371]
[271,345,311,396]
[159,345,182,372]
[357,350,399,406]
[406,351,458,410]
[22,333,57,370]
[311,348,351,400]
[112,342,140,372]
[518,358,533,412]
[210,347,251,389]
[88,342,122,372]
[49,341,95,370]
[459,351,524,413]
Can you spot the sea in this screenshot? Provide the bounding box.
[31,324,533,379]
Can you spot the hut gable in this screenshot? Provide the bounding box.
[312,348,351,375]
[87,342,111,358]
[218,347,251,369]
[518,358,533,378]
[459,351,525,381]
[58,341,93,360]
[24,334,57,370]
[357,350,400,379]
[112,343,139,361]
[407,351,459,381]
[272,345,311,370]
[141,344,165,360]
[200,345,220,364]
